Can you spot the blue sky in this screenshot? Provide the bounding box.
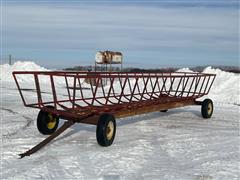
[1,0,239,69]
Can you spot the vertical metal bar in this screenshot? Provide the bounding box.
[118,75,123,89]
[182,73,185,93]
[133,73,141,97]
[100,77,106,98]
[136,78,141,95]
[64,75,72,102]
[129,77,139,102]
[144,74,152,98]
[156,75,161,94]
[50,75,57,109]
[78,75,91,106]
[118,73,122,85]
[72,76,76,109]
[77,76,84,100]
[150,77,159,99]
[181,76,190,97]
[149,74,154,90]
[34,74,43,107]
[140,76,150,101]
[117,75,132,103]
[127,76,133,95]
[167,76,175,96]
[163,74,169,93]
[199,75,207,95]
[89,73,95,103]
[193,75,201,96]
[203,76,211,95]
[174,77,183,97]
[91,77,100,105]
[118,77,128,103]
[111,77,116,97]
[187,76,196,97]
[105,77,115,105]
[206,75,216,94]
[142,75,147,93]
[146,73,151,94]
[127,75,135,103]
[12,73,27,106]
[160,76,168,95]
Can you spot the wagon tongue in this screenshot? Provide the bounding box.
[19,120,75,159]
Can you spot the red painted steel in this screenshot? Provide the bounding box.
[13,71,216,122]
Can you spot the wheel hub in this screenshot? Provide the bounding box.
[207,103,213,115]
[106,121,114,140]
[47,114,56,129]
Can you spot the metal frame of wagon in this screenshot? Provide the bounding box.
[12,71,216,158]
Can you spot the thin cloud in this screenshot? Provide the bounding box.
[2,4,239,68]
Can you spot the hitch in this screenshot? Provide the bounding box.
[19,120,74,158]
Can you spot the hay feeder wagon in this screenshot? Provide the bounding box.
[13,71,216,158]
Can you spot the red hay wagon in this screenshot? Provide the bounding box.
[13,71,216,158]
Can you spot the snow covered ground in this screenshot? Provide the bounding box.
[1,62,239,180]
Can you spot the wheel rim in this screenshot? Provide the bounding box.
[47,114,57,129]
[106,121,114,140]
[207,103,213,115]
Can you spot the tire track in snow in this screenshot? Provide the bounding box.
[1,107,18,115]
[1,107,34,138]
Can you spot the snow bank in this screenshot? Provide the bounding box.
[1,62,239,104]
[175,66,240,104]
[0,61,48,82]
[176,67,194,73]
[202,66,240,105]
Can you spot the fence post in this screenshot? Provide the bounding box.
[9,54,12,65]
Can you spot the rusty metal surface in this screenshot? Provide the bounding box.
[14,71,216,157]
[115,98,198,119]
[13,71,216,122]
[19,120,75,158]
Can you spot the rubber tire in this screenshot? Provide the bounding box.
[37,106,59,135]
[160,110,168,112]
[201,99,213,119]
[96,113,116,147]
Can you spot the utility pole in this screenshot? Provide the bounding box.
[9,54,12,65]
